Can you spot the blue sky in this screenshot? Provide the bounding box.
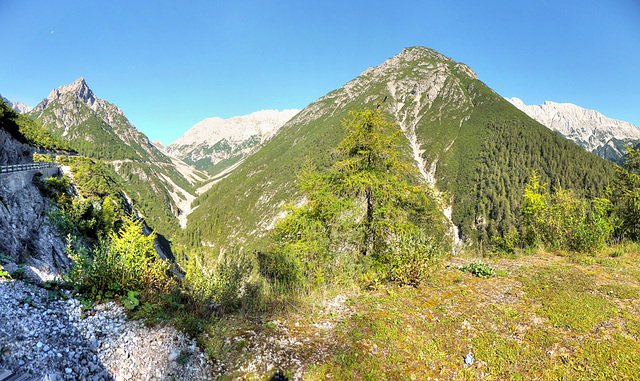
[1,0,639,145]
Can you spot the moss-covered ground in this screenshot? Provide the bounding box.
[196,242,640,380]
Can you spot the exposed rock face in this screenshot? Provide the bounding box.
[1,95,33,114]
[28,77,165,163]
[166,109,299,173]
[507,97,640,161]
[0,169,70,275]
[0,127,38,165]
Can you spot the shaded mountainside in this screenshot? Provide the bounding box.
[28,78,202,238]
[166,109,299,175]
[0,98,74,164]
[507,97,640,164]
[185,47,616,252]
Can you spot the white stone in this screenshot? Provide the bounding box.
[506,97,640,152]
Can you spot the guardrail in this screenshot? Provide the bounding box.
[0,162,57,174]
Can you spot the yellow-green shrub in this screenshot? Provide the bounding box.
[65,215,175,294]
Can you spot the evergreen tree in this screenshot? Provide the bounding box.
[264,109,446,285]
[608,146,640,240]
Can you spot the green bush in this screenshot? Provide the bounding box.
[41,175,70,199]
[491,230,520,256]
[521,172,615,253]
[608,146,640,240]
[257,249,302,286]
[65,215,175,295]
[382,229,444,286]
[460,261,495,278]
[182,249,253,308]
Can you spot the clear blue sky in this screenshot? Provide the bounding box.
[1,0,639,145]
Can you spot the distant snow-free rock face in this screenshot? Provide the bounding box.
[507,97,640,160]
[27,78,204,237]
[28,77,166,162]
[166,109,299,173]
[1,95,33,114]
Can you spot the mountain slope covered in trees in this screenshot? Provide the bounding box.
[27,78,203,238]
[185,47,616,253]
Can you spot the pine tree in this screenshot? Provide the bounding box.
[265,109,446,285]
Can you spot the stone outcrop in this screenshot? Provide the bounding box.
[166,109,299,172]
[0,127,38,165]
[0,168,70,277]
[507,97,640,157]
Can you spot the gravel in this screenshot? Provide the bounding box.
[0,279,213,380]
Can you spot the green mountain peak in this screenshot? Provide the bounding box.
[185,46,616,253]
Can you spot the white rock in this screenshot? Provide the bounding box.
[166,109,299,165]
[506,97,640,152]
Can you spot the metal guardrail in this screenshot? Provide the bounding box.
[0,162,57,174]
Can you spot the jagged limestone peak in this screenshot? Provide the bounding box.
[46,77,96,107]
[507,97,640,152]
[1,94,33,114]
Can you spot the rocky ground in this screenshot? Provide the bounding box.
[0,278,214,381]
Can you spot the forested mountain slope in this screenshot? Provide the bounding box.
[28,78,202,237]
[186,47,616,252]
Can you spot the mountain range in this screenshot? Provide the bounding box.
[184,47,616,253]
[507,97,640,163]
[25,78,205,236]
[165,109,298,175]
[3,46,633,254]
[1,94,33,114]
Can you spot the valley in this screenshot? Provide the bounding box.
[2,46,640,380]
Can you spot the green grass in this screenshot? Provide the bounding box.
[277,245,640,380]
[69,241,640,379]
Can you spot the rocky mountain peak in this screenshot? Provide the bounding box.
[45,77,97,109]
[507,97,640,154]
[166,109,299,172]
[1,94,33,114]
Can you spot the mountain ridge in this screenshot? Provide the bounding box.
[1,94,33,114]
[28,78,202,237]
[184,46,616,253]
[166,109,299,174]
[507,97,640,162]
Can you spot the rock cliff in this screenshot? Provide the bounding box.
[0,168,70,278]
[166,109,299,173]
[507,97,640,161]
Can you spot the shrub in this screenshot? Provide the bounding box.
[257,249,302,286]
[182,249,253,307]
[607,145,640,240]
[491,230,520,256]
[460,261,495,278]
[65,215,175,295]
[521,172,615,253]
[41,175,70,199]
[382,229,444,286]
